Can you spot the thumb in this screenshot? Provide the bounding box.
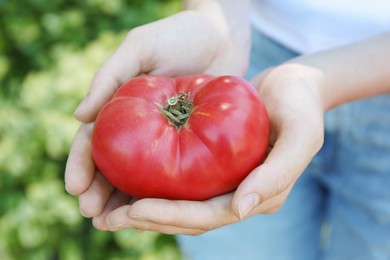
[74,35,142,122]
[232,130,322,220]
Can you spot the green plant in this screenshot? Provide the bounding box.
[0,0,182,259]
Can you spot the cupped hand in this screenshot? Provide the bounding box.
[65,10,249,231]
[66,63,326,235]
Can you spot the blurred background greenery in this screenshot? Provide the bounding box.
[0,0,183,259]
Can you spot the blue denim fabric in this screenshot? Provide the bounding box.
[177,29,390,260]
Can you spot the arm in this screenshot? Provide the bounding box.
[294,32,390,110]
[261,32,390,111]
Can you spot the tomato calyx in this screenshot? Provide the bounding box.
[160,92,193,129]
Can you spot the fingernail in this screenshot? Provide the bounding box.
[239,193,260,220]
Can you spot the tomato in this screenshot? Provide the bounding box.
[91,74,269,200]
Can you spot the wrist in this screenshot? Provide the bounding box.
[258,64,327,113]
[184,0,252,72]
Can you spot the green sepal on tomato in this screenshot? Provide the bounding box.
[91,74,269,200]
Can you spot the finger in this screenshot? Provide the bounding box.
[92,189,130,231]
[79,172,115,218]
[232,128,322,220]
[65,123,95,195]
[106,206,205,235]
[134,226,205,236]
[125,221,206,236]
[74,34,142,122]
[106,193,238,232]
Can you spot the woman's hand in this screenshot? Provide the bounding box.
[65,3,252,233]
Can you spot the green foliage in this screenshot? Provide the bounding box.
[0,0,182,259]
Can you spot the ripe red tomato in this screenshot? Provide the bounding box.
[91,74,269,200]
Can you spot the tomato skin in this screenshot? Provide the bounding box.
[91,74,269,200]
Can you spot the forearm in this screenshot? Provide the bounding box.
[289,32,390,111]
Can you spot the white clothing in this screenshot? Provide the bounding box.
[251,0,390,53]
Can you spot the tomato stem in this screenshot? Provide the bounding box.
[160,92,193,129]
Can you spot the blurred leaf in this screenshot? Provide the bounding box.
[0,0,182,259]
